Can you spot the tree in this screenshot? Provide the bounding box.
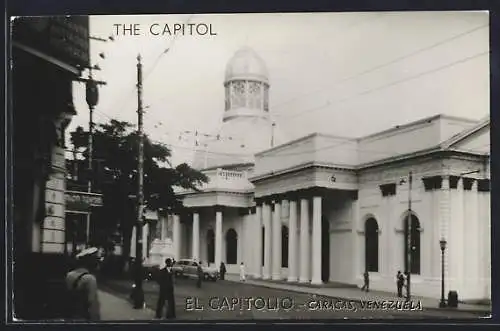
[67,119,208,258]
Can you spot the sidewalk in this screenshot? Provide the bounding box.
[223,274,491,314]
[99,289,155,321]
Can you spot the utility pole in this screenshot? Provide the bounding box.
[86,68,95,246]
[133,54,145,309]
[76,67,106,247]
[405,171,413,301]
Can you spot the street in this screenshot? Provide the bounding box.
[100,277,487,320]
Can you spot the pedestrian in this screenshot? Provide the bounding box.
[219,262,226,280]
[360,271,369,292]
[156,258,176,319]
[65,247,101,321]
[396,271,405,297]
[196,261,203,288]
[239,262,246,282]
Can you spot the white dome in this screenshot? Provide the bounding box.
[224,47,269,84]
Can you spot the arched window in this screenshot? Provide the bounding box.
[406,214,421,275]
[281,225,289,268]
[225,228,238,264]
[206,229,215,264]
[365,218,379,272]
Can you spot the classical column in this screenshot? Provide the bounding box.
[263,202,272,280]
[254,205,263,278]
[215,207,223,268]
[192,212,200,261]
[288,199,298,282]
[439,176,451,294]
[311,196,323,285]
[172,214,181,260]
[272,200,282,280]
[299,198,310,283]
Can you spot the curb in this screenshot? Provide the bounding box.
[224,279,491,315]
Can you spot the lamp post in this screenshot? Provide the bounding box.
[399,171,413,301]
[439,238,447,308]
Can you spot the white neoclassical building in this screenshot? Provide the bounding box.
[145,47,491,302]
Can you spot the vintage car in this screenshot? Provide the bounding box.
[172,259,219,281]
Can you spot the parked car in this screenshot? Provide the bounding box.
[172,259,219,281]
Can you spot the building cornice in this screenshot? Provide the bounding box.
[250,148,488,184]
[249,161,356,183]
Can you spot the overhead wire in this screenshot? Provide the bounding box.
[73,104,491,161]
[74,18,490,162]
[280,50,489,121]
[271,23,488,115]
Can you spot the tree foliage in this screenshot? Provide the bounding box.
[68,119,208,255]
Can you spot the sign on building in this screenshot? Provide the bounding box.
[65,190,104,212]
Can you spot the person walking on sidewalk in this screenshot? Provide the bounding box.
[239,262,246,282]
[196,261,203,288]
[219,262,226,280]
[361,271,369,292]
[156,258,176,319]
[65,247,101,321]
[396,271,405,297]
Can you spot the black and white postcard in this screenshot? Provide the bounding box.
[9,11,491,322]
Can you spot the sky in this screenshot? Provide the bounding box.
[69,11,490,165]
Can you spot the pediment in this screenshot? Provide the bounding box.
[442,118,490,154]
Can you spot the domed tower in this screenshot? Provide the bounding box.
[223,47,270,122]
[192,47,277,170]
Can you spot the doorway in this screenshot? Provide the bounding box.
[207,229,215,264]
[321,216,330,282]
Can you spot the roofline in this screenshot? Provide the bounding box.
[356,114,480,142]
[200,162,254,172]
[255,132,353,157]
[441,117,490,149]
[249,161,356,183]
[250,147,489,183]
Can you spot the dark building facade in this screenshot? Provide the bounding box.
[11,16,90,319]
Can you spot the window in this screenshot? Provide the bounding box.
[248,81,262,109]
[263,86,269,111]
[224,86,231,110]
[282,225,289,268]
[226,228,238,264]
[365,218,379,272]
[207,229,215,263]
[406,214,421,275]
[231,81,246,108]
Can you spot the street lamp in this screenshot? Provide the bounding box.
[439,238,447,308]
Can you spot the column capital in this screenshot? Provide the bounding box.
[215,205,225,213]
[422,175,443,191]
[478,179,490,192]
[462,177,476,191]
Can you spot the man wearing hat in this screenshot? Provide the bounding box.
[155,258,176,319]
[65,247,101,320]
